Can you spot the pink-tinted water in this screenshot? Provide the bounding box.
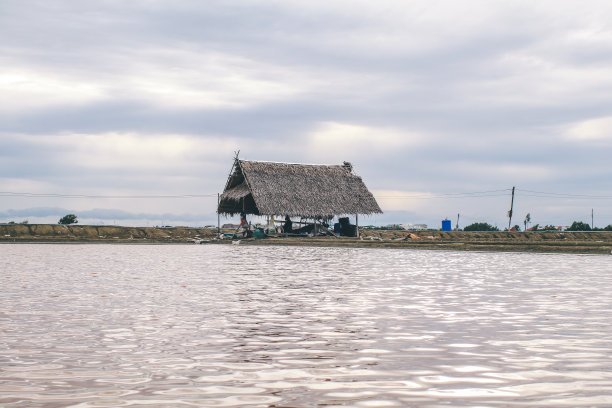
[1,244,611,407]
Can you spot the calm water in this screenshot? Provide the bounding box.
[1,244,612,407]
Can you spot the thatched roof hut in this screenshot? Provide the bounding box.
[218,159,382,218]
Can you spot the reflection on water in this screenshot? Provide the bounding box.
[1,244,612,407]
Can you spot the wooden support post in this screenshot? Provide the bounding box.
[217,193,220,235]
[355,214,359,238]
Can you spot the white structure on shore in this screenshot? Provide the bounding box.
[401,223,428,231]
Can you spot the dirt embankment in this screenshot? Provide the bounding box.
[360,229,612,243]
[241,230,612,254]
[0,224,217,243]
[2,225,611,253]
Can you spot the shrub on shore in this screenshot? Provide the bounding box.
[463,222,500,231]
[58,214,78,225]
[567,221,591,231]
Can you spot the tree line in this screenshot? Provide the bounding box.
[54,213,612,232]
[463,221,612,232]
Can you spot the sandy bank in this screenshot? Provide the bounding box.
[237,230,612,254]
[0,224,217,243]
[1,224,611,254]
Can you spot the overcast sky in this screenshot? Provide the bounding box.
[1,0,611,228]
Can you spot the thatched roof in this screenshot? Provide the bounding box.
[218,159,382,217]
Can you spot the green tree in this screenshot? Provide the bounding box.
[566,221,591,231]
[604,225,612,231]
[541,225,558,231]
[524,213,531,231]
[512,224,521,231]
[464,222,499,231]
[58,214,78,225]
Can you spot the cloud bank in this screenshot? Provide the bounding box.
[2,0,611,228]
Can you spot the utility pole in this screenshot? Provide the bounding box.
[455,213,460,230]
[217,193,220,235]
[591,208,594,230]
[508,186,515,230]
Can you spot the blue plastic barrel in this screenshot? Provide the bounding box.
[441,219,452,231]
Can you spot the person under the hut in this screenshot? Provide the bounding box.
[283,215,293,233]
[238,212,252,237]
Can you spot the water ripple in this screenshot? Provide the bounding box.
[1,244,611,407]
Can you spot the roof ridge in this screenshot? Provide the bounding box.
[240,159,344,167]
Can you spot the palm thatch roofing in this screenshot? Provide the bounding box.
[218,159,382,217]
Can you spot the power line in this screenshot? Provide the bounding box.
[0,191,218,199]
[376,188,612,201]
[3,188,512,200]
[518,189,612,200]
[2,187,610,201]
[374,189,511,199]
[376,193,509,199]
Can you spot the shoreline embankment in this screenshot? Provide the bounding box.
[1,224,611,254]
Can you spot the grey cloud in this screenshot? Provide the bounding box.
[1,99,334,139]
[0,206,214,224]
[1,207,69,218]
[2,1,612,227]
